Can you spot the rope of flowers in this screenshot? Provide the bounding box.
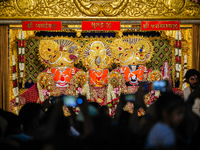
[182,54,187,90]
[175,31,180,88]
[18,31,25,85]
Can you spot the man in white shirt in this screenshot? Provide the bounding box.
[183,69,200,116]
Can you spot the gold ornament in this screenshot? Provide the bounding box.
[81,40,112,69]
[74,70,87,87]
[110,39,129,64]
[0,0,200,19]
[74,0,128,16]
[39,39,81,68]
[108,71,122,87]
[110,36,153,66]
[37,72,52,89]
[148,70,163,82]
[39,40,59,60]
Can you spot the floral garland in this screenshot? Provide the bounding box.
[107,71,122,107]
[12,54,19,104]
[175,31,181,88]
[144,90,160,107]
[12,30,25,104]
[37,72,52,102]
[182,55,187,90]
[73,70,89,96]
[80,72,90,99]
[18,31,25,86]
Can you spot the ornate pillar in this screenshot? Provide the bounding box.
[0,25,9,111]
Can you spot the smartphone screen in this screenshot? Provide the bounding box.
[124,94,136,102]
[152,81,167,92]
[63,96,78,107]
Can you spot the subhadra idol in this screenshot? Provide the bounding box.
[37,39,81,102]
[79,41,113,106]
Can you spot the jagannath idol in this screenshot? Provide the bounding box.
[37,39,81,102]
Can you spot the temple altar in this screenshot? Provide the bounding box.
[8,30,191,116]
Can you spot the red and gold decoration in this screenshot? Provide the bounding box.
[82,21,120,31]
[147,70,163,82]
[175,30,182,88]
[141,21,180,31]
[22,21,62,31]
[107,71,122,109]
[37,39,81,101]
[18,31,26,86]
[110,36,153,66]
[9,33,187,116]
[37,72,52,102]
[80,40,112,106]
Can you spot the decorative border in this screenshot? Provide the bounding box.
[0,0,200,19]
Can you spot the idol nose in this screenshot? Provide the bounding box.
[96,56,101,65]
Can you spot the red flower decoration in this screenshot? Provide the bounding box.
[12,66,16,73]
[18,55,21,62]
[13,80,17,87]
[18,40,21,47]
[21,55,25,62]
[22,40,25,47]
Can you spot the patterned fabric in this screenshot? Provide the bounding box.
[25,39,46,88]
[10,83,39,112]
[89,86,107,106]
[146,39,172,73]
[23,38,172,89]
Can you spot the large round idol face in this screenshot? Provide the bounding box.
[39,39,80,67]
[83,41,112,69]
[39,40,59,61]
[120,49,135,66]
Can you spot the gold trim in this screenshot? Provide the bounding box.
[0,0,200,19]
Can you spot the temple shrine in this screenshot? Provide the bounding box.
[0,0,200,116]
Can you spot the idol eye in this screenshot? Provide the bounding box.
[49,55,52,58]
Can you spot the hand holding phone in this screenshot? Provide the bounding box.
[63,96,78,107]
[124,94,136,102]
[152,80,167,92]
[63,95,84,107]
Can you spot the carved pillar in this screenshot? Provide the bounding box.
[0,25,9,111]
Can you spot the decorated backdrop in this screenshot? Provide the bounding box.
[23,36,172,89]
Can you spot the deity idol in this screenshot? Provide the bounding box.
[79,40,112,106]
[109,36,153,114]
[110,36,153,91]
[37,39,81,102]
